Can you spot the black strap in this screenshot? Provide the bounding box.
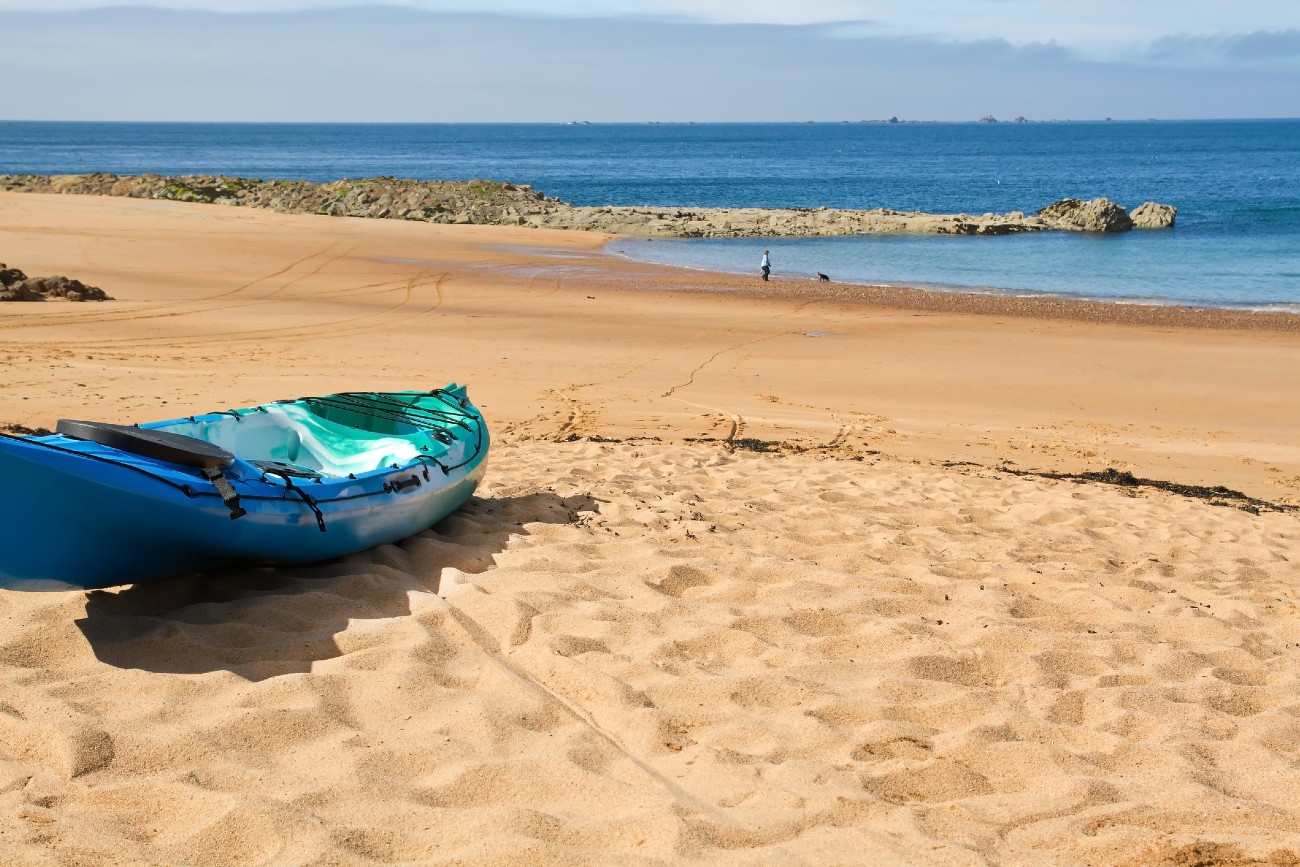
[201,466,248,520]
[287,486,327,533]
[260,467,327,532]
[414,455,447,476]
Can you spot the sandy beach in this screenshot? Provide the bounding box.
[2,191,1300,865]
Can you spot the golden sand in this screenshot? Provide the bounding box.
[1,192,1299,865]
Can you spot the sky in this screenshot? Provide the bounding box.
[0,1,1296,122]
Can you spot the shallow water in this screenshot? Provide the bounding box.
[612,228,1300,310]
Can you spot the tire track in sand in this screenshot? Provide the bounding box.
[65,268,448,350]
[0,243,348,334]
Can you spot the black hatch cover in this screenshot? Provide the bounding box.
[56,419,235,469]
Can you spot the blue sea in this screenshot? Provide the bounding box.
[1,120,1297,309]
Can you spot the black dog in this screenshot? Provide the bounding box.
[817,272,830,282]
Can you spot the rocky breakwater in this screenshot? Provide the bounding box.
[0,173,567,227]
[1,262,111,302]
[555,196,1176,236]
[0,173,1175,238]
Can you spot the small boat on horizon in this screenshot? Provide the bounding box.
[0,387,489,591]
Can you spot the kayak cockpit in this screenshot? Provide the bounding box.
[154,402,426,477]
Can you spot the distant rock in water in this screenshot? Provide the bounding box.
[0,174,1177,239]
[0,263,112,302]
[1130,201,1178,229]
[1035,197,1133,233]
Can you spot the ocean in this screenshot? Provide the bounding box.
[1,120,1296,309]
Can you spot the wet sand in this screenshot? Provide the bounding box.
[2,192,1299,865]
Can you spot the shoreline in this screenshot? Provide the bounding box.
[17,175,1293,326]
[600,243,1300,333]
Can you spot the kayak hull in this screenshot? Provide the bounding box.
[0,387,489,590]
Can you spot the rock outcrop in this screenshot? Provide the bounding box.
[548,205,1048,237]
[0,174,1175,239]
[0,263,112,302]
[0,173,561,226]
[1035,197,1133,232]
[1130,201,1178,229]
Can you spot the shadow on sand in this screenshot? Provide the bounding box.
[74,491,599,681]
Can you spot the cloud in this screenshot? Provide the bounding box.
[629,0,874,26]
[1147,28,1300,65]
[0,6,1295,122]
[0,0,1296,70]
[1224,28,1300,59]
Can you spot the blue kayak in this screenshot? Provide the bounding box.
[0,387,488,590]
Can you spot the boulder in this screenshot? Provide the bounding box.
[1035,197,1133,232]
[0,284,43,302]
[0,262,112,302]
[1130,201,1177,229]
[0,264,28,286]
[36,276,112,301]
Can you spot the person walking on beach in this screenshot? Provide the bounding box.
[760,250,771,281]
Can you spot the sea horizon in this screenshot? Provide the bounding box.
[3,116,1300,125]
